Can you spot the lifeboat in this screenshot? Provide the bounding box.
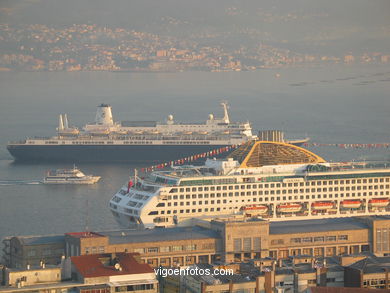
[341,200,361,209]
[312,202,334,210]
[369,198,389,207]
[277,203,302,213]
[241,204,268,215]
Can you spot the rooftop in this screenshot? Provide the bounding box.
[71,252,153,278]
[227,141,325,168]
[65,232,105,238]
[270,217,368,235]
[16,235,65,246]
[101,226,219,244]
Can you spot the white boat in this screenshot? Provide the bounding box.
[277,204,302,213]
[369,198,389,207]
[312,202,334,210]
[43,166,100,184]
[242,204,269,215]
[341,200,361,209]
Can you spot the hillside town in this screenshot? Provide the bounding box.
[1,24,389,72]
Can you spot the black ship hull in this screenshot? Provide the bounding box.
[7,144,233,163]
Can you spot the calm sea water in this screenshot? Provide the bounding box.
[0,64,390,246]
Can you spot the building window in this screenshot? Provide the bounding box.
[338,235,348,241]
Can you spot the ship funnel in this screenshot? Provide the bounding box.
[58,115,64,131]
[221,102,230,124]
[63,114,69,129]
[95,104,114,126]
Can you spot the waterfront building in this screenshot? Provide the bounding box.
[3,216,390,270]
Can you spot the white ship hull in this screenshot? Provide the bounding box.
[43,176,100,184]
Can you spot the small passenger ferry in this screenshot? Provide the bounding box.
[43,166,100,184]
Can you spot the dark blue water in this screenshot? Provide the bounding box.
[0,64,390,245]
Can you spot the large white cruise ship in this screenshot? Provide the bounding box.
[7,103,255,163]
[109,141,390,228]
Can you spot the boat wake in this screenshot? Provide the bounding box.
[0,180,42,186]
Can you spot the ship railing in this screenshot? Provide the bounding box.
[328,161,390,170]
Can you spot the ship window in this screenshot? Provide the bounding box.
[338,235,348,241]
[174,202,178,206]
[211,187,215,191]
[198,194,203,198]
[180,195,184,199]
[148,211,158,215]
[235,185,239,190]
[229,186,234,190]
[180,210,184,213]
[173,195,178,200]
[170,188,178,193]
[204,187,209,191]
[186,195,190,199]
[198,187,203,191]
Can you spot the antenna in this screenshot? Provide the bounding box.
[85,197,90,233]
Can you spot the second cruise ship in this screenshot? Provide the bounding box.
[109,141,390,228]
